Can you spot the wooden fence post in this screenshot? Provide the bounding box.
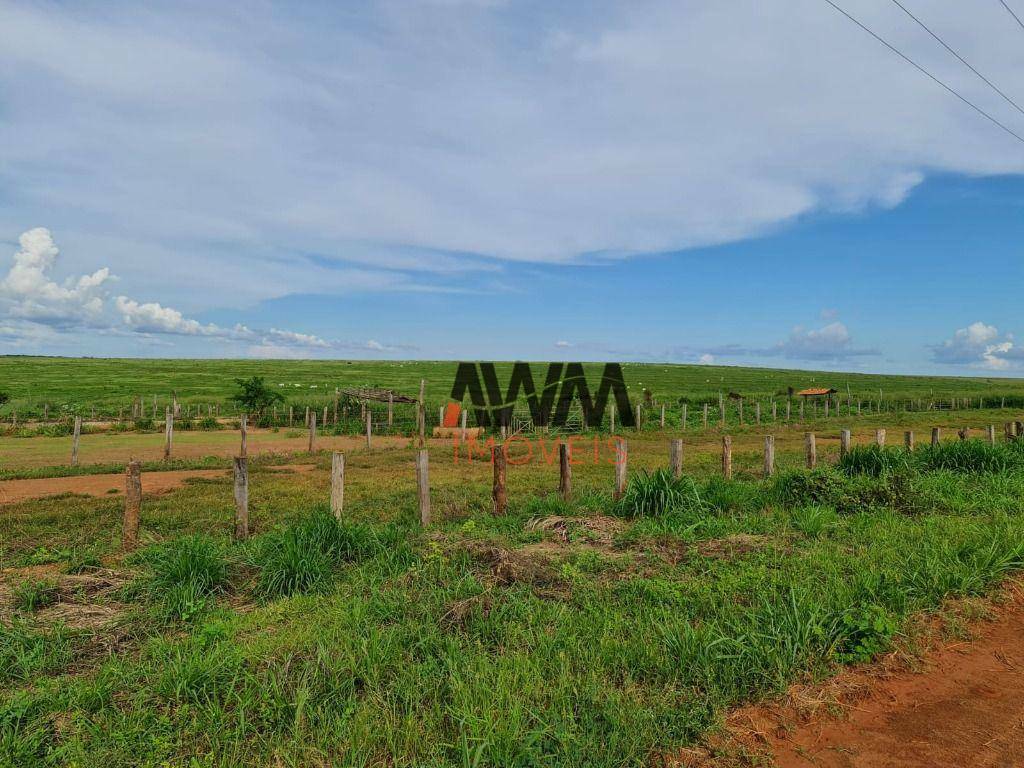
[755,402,761,425]
[635,404,642,431]
[614,439,628,500]
[71,415,81,466]
[764,435,775,478]
[240,413,248,458]
[289,406,294,427]
[123,460,142,551]
[365,409,372,449]
[559,442,572,501]
[805,432,816,469]
[840,429,851,457]
[660,404,665,429]
[460,409,467,442]
[875,429,886,446]
[416,449,431,526]
[308,411,317,453]
[904,430,914,451]
[932,427,941,446]
[418,379,426,447]
[164,407,173,460]
[721,436,732,479]
[610,405,615,434]
[670,439,683,479]
[334,388,340,425]
[987,425,996,445]
[719,394,725,428]
[702,403,708,429]
[738,400,744,424]
[772,401,777,421]
[233,456,249,540]
[786,400,791,421]
[331,452,345,519]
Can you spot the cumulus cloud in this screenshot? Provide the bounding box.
[693,319,878,363]
[930,322,1022,369]
[1,228,402,356]
[554,340,572,348]
[773,321,879,361]
[114,296,230,337]
[0,228,111,324]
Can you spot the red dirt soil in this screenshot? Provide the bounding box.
[679,588,1024,767]
[0,464,317,504]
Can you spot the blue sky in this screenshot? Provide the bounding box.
[1,1,1023,374]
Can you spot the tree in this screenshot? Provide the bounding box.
[229,376,284,419]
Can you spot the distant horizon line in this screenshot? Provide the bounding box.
[1,354,1021,382]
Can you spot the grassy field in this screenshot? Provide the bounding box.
[3,361,1024,766]
[3,356,1024,414]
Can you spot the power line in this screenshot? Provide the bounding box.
[998,0,1024,33]
[822,0,1024,146]
[890,0,1024,118]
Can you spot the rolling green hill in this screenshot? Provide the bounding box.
[1,356,1022,413]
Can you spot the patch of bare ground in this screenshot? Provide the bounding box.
[665,581,1024,768]
[0,565,132,630]
[0,463,319,504]
[696,534,773,560]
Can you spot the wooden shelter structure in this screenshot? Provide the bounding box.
[795,387,838,399]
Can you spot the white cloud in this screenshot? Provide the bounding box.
[114,296,229,337]
[554,340,571,348]
[265,328,329,348]
[0,228,406,356]
[1,0,1023,281]
[775,321,877,361]
[931,322,1022,369]
[0,227,111,324]
[698,353,714,365]
[698,318,879,362]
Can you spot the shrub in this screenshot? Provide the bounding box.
[229,376,285,421]
[772,468,848,508]
[834,605,898,664]
[614,469,704,518]
[773,467,924,516]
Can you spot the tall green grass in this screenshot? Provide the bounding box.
[134,535,231,621]
[614,469,704,517]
